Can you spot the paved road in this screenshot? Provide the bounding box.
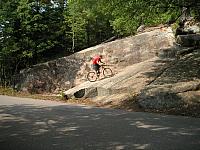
[0,95,200,150]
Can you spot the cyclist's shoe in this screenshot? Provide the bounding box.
[97,74,100,78]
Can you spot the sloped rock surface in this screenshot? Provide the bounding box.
[64,57,172,100]
[64,48,200,114]
[138,50,200,110]
[17,27,175,93]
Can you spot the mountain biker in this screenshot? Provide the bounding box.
[91,54,104,77]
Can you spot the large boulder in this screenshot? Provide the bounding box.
[138,80,200,110]
[184,21,200,34]
[176,34,200,47]
[138,50,200,110]
[17,27,175,93]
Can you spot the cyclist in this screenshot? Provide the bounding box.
[91,54,104,77]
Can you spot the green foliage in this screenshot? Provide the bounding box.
[0,0,70,86]
[0,0,199,87]
[65,0,114,49]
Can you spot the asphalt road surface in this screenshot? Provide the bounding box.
[0,95,200,150]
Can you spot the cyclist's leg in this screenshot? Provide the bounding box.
[92,64,99,76]
[96,64,100,77]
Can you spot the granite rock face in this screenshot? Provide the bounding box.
[17,27,175,93]
[18,56,85,93]
[176,34,200,47]
[138,50,200,110]
[63,36,200,112]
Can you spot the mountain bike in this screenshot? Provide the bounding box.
[87,64,113,82]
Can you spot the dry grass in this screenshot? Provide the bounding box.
[0,87,96,105]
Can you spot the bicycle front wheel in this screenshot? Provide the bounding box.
[87,71,98,82]
[103,68,113,78]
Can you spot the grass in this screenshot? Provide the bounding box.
[0,87,17,96]
[0,86,61,101]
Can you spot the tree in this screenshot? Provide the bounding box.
[64,0,114,51]
[0,0,71,86]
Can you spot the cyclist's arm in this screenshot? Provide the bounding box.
[99,59,104,64]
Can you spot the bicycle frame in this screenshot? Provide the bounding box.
[87,64,113,82]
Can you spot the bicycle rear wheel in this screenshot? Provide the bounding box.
[87,71,98,82]
[103,68,113,78]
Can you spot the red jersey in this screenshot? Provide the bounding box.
[92,55,101,64]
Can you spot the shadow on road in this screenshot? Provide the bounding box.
[0,104,200,150]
